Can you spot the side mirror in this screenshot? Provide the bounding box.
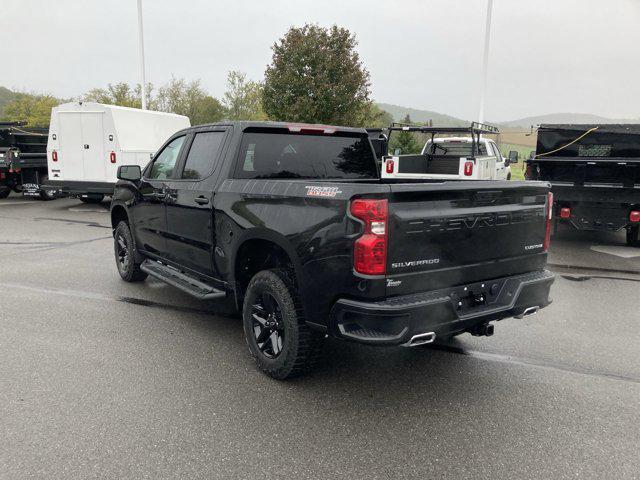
[394,148,401,156]
[508,151,519,164]
[529,150,536,160]
[117,165,141,181]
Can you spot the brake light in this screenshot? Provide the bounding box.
[560,207,571,219]
[543,192,553,252]
[385,160,394,174]
[287,124,336,134]
[463,161,474,176]
[525,163,533,179]
[110,151,116,164]
[52,150,58,162]
[630,211,640,223]
[350,199,388,275]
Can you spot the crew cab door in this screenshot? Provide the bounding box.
[164,128,228,278]
[132,134,187,256]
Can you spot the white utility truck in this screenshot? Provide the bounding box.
[45,102,190,202]
[381,123,518,181]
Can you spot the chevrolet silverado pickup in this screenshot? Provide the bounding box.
[110,121,555,379]
[527,124,640,245]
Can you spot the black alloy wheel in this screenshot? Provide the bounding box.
[113,221,147,282]
[250,291,285,358]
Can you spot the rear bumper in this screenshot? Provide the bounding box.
[44,180,115,196]
[329,270,554,346]
[551,184,639,231]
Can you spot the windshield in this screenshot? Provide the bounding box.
[425,141,488,156]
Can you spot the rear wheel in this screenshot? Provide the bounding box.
[242,269,323,379]
[80,194,104,204]
[626,225,639,247]
[114,221,148,282]
[0,186,10,199]
[38,177,56,201]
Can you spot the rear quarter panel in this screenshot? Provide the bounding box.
[214,178,390,326]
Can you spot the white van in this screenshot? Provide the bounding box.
[46,102,190,202]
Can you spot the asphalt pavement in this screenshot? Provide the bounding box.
[1,194,639,479]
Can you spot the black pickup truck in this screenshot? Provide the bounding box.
[110,121,554,379]
[0,122,55,200]
[526,124,640,245]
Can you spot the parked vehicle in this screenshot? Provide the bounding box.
[526,124,640,246]
[0,122,54,200]
[111,121,555,379]
[381,123,518,181]
[45,102,190,203]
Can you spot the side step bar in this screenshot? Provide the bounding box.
[140,260,226,300]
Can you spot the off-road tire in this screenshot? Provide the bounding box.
[114,221,148,282]
[626,225,639,247]
[242,269,323,380]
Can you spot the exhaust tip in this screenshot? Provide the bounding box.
[516,306,540,319]
[403,332,436,347]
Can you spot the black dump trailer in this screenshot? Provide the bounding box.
[526,124,640,245]
[0,122,54,200]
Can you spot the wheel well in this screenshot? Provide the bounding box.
[235,239,295,303]
[111,205,128,230]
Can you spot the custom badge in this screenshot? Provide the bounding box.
[305,185,342,198]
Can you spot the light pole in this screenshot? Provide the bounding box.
[137,0,147,110]
[478,0,493,123]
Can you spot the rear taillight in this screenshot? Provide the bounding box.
[560,207,571,219]
[463,161,474,176]
[52,150,58,162]
[543,192,553,252]
[630,211,640,223]
[110,151,116,164]
[385,160,394,174]
[350,199,388,275]
[525,164,533,179]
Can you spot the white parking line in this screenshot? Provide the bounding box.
[590,245,640,258]
[0,201,33,206]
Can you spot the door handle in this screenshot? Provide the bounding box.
[194,196,209,205]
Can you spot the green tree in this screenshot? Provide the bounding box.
[222,71,266,121]
[263,24,372,126]
[2,93,61,127]
[389,115,421,154]
[362,104,393,128]
[83,82,149,108]
[156,77,225,124]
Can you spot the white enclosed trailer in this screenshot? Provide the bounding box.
[46,102,190,201]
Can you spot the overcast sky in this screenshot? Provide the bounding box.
[3,0,639,121]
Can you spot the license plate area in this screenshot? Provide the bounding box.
[449,278,509,315]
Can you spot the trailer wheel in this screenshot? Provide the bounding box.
[114,221,148,282]
[0,187,10,199]
[242,269,323,380]
[626,226,639,247]
[80,194,105,204]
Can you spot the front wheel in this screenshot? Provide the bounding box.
[626,225,639,247]
[114,221,148,282]
[242,269,323,380]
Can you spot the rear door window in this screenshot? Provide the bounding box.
[234,132,378,179]
[180,131,225,180]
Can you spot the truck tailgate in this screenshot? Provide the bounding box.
[386,181,550,295]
